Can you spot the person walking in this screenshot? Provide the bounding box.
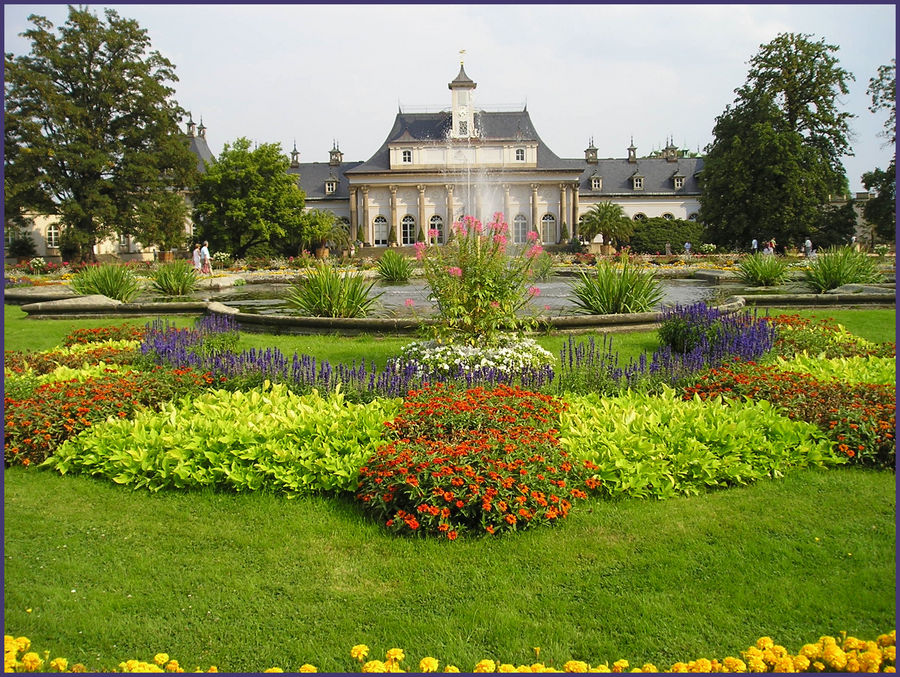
[804,237,813,258]
[751,238,758,254]
[200,240,211,274]
[192,243,202,273]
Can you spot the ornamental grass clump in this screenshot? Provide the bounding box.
[356,384,590,538]
[286,262,383,318]
[736,252,790,286]
[69,263,141,302]
[419,213,542,346]
[569,256,663,314]
[148,259,200,296]
[375,249,414,282]
[803,245,883,292]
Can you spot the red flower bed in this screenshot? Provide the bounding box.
[4,347,139,375]
[357,384,590,538]
[4,368,215,467]
[62,325,147,346]
[682,363,895,468]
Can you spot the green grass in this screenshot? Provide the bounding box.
[3,467,894,672]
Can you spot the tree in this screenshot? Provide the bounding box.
[699,33,854,248]
[578,202,634,247]
[4,7,197,261]
[867,59,896,147]
[192,138,306,259]
[861,166,896,243]
[810,200,858,249]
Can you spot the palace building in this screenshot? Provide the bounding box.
[289,63,704,247]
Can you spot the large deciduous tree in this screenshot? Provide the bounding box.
[192,138,306,259]
[699,33,854,249]
[861,60,895,244]
[4,6,197,261]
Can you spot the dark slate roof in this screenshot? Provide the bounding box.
[188,134,215,173]
[449,64,476,89]
[345,109,575,174]
[289,161,364,200]
[577,157,704,196]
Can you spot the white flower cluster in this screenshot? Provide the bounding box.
[398,337,555,375]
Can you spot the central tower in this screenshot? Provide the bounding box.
[448,61,476,139]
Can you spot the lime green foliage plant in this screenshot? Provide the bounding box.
[375,249,414,282]
[286,262,383,318]
[559,387,841,500]
[46,383,400,494]
[766,313,896,359]
[569,256,663,314]
[803,246,883,292]
[149,259,200,295]
[69,263,141,302]
[5,361,133,388]
[772,354,896,385]
[736,253,790,286]
[419,213,542,346]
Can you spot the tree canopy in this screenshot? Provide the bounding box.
[699,33,854,248]
[4,6,197,260]
[861,60,895,245]
[192,138,306,259]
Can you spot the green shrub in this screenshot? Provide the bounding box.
[531,251,555,281]
[286,262,383,318]
[627,217,705,254]
[569,257,663,314]
[772,353,896,385]
[736,253,790,287]
[69,263,141,303]
[7,231,37,258]
[149,259,200,296]
[803,246,883,292]
[559,387,841,500]
[45,383,400,494]
[375,249,414,282]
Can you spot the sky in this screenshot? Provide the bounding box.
[3,4,896,193]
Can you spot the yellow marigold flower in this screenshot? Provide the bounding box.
[721,657,747,673]
[351,645,370,662]
[474,659,496,672]
[884,667,896,673]
[154,653,170,666]
[612,659,629,672]
[858,650,882,672]
[812,661,825,672]
[668,663,689,673]
[420,657,440,672]
[880,631,897,647]
[50,657,68,672]
[564,661,589,673]
[515,666,531,673]
[362,660,386,673]
[746,656,767,673]
[125,659,140,671]
[819,636,837,647]
[640,665,657,674]
[498,664,516,673]
[771,645,788,658]
[15,637,31,653]
[756,637,774,651]
[263,669,283,673]
[799,643,821,660]
[165,659,182,672]
[21,652,43,671]
[530,663,547,672]
[208,668,218,673]
[771,656,793,672]
[884,645,896,662]
[822,645,847,670]
[443,666,460,673]
[298,663,317,672]
[689,658,711,673]
[70,663,87,673]
[386,649,406,664]
[791,655,810,671]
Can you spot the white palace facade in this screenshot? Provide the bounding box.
[290,64,704,247]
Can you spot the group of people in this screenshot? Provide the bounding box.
[192,241,211,274]
[751,237,814,257]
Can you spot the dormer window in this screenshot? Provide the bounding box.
[673,176,685,190]
[632,176,644,190]
[402,150,412,163]
[591,176,602,191]
[325,180,337,195]
[515,148,525,161]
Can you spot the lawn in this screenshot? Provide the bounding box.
[2,303,896,672]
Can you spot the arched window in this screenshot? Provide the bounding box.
[401,215,416,245]
[46,224,60,248]
[662,213,674,220]
[373,215,388,246]
[540,214,556,245]
[513,214,528,244]
[633,213,647,221]
[429,215,444,244]
[688,213,698,221]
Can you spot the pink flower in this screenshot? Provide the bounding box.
[490,301,500,308]
[405,298,415,307]
[528,286,540,297]
[429,228,440,238]
[527,231,540,242]
[493,233,507,246]
[447,266,463,277]
[414,241,426,260]
[527,244,544,258]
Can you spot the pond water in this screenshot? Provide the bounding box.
[174,278,746,318]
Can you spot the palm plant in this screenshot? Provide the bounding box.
[569,256,663,314]
[578,201,634,246]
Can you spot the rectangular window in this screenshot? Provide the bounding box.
[515,148,525,161]
[402,150,412,163]
[674,177,684,189]
[633,177,644,190]
[459,120,468,136]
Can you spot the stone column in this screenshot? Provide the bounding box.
[503,184,511,224]
[531,184,539,240]
[446,184,454,229]
[349,188,358,242]
[417,184,426,241]
[559,183,567,244]
[572,183,580,240]
[361,186,370,245]
[389,185,399,246]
